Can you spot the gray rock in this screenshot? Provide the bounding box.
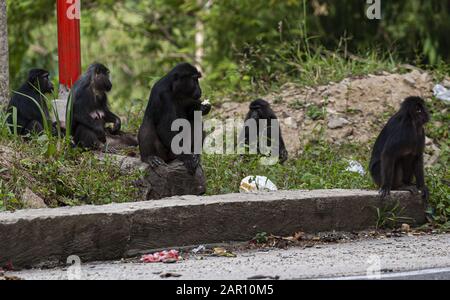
[97,154,207,199]
[96,153,147,172]
[328,116,350,129]
[141,160,206,200]
[403,74,417,87]
[22,188,47,209]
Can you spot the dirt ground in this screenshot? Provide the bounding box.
[213,70,443,164]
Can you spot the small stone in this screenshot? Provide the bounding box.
[326,107,337,114]
[420,72,431,83]
[343,128,354,138]
[443,79,450,88]
[317,86,327,93]
[403,75,416,87]
[120,157,149,172]
[22,188,47,209]
[283,117,298,129]
[328,116,350,129]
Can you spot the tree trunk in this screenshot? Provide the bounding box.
[195,0,212,73]
[0,0,9,107]
[195,0,205,73]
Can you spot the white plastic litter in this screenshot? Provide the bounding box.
[192,245,206,254]
[345,160,366,176]
[51,99,67,123]
[433,84,450,104]
[239,176,278,193]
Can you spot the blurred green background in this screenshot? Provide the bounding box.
[7,0,450,113]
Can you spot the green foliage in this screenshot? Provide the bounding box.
[0,102,141,209]
[7,0,450,112]
[306,104,326,121]
[375,201,413,229]
[7,0,56,88]
[203,141,374,196]
[17,147,141,206]
[0,138,141,209]
[0,180,20,211]
[424,96,450,225]
[253,232,269,244]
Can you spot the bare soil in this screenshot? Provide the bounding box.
[213,70,440,161]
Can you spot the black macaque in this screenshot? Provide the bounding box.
[242,99,288,164]
[70,63,135,149]
[7,69,56,135]
[369,96,430,203]
[138,63,211,174]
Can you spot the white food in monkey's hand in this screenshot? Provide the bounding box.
[202,99,211,106]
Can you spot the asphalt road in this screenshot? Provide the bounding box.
[326,268,450,280]
[7,234,450,280]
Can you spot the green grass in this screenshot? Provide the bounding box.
[203,46,399,106]
[0,96,141,210]
[0,138,141,210]
[204,141,373,195]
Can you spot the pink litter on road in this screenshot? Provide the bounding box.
[141,250,180,263]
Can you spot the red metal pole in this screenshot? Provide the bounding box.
[57,0,81,91]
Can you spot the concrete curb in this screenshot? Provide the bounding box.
[0,190,426,268]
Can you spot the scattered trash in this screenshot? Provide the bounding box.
[433,84,450,103]
[212,247,237,258]
[401,223,411,233]
[0,275,22,281]
[345,160,366,176]
[192,245,207,254]
[160,272,182,278]
[284,231,305,242]
[239,176,278,193]
[141,250,180,263]
[250,232,306,249]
